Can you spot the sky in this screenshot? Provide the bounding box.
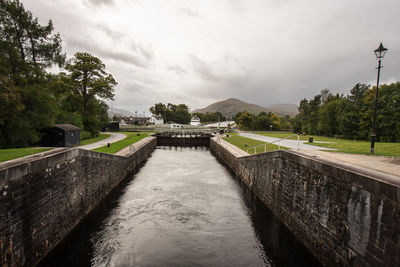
[22,0,400,114]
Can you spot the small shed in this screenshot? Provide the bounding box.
[41,124,80,147]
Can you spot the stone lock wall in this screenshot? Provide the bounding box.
[0,137,157,267]
[210,138,400,266]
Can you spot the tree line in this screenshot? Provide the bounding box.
[234,111,291,131]
[0,0,116,148]
[291,83,400,142]
[192,112,226,123]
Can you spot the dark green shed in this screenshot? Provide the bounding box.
[41,124,80,147]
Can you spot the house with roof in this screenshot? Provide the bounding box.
[149,115,164,125]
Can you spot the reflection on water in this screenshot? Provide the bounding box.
[39,147,321,267]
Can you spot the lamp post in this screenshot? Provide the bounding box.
[370,42,388,154]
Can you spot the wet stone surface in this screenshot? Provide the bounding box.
[39,147,321,267]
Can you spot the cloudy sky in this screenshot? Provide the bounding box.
[23,0,400,114]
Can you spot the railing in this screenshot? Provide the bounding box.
[246,134,300,154]
[158,128,213,136]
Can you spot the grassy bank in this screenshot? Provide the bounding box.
[254,132,400,157]
[304,140,400,157]
[80,133,111,145]
[0,148,52,162]
[93,132,149,154]
[223,133,282,154]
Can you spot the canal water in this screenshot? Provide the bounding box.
[40,147,321,267]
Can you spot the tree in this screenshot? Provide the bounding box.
[63,52,116,135]
[0,0,65,82]
[0,0,65,147]
[236,111,255,130]
[317,96,342,136]
[338,83,369,139]
[149,103,191,124]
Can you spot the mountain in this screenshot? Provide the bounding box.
[265,103,298,116]
[192,98,298,116]
[108,107,135,118]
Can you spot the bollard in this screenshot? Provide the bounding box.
[107,143,110,147]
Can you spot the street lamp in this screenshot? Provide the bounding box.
[370,42,388,154]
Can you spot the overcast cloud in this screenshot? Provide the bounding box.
[22,0,400,114]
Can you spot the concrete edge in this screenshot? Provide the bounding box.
[287,149,400,188]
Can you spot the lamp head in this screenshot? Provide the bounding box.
[374,42,388,59]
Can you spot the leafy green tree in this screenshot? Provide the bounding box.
[63,52,116,135]
[236,111,255,130]
[255,112,272,130]
[0,0,65,82]
[338,83,369,139]
[150,103,191,124]
[0,0,65,147]
[150,103,167,119]
[361,82,400,142]
[317,96,342,136]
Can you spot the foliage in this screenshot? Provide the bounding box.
[192,112,225,123]
[0,2,116,147]
[294,83,400,142]
[234,111,288,131]
[0,0,66,147]
[61,52,116,135]
[150,103,191,124]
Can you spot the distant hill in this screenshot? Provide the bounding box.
[108,107,135,118]
[192,98,298,116]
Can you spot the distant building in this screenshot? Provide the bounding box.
[149,115,164,125]
[41,124,80,147]
[169,123,184,128]
[190,116,201,126]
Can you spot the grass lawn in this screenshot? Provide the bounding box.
[253,131,400,157]
[80,133,111,145]
[253,131,339,141]
[305,140,400,157]
[223,133,282,154]
[93,132,149,154]
[0,147,52,162]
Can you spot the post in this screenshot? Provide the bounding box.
[264,143,266,153]
[371,59,382,154]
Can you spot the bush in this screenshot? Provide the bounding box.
[80,131,92,141]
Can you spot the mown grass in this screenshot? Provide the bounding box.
[223,133,282,154]
[305,140,400,157]
[93,132,149,154]
[254,131,400,157]
[80,133,111,145]
[0,147,52,162]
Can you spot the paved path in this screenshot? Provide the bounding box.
[238,132,336,151]
[79,132,127,150]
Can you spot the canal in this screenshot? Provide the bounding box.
[39,147,321,266]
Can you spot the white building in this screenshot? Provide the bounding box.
[149,115,164,125]
[190,116,201,126]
